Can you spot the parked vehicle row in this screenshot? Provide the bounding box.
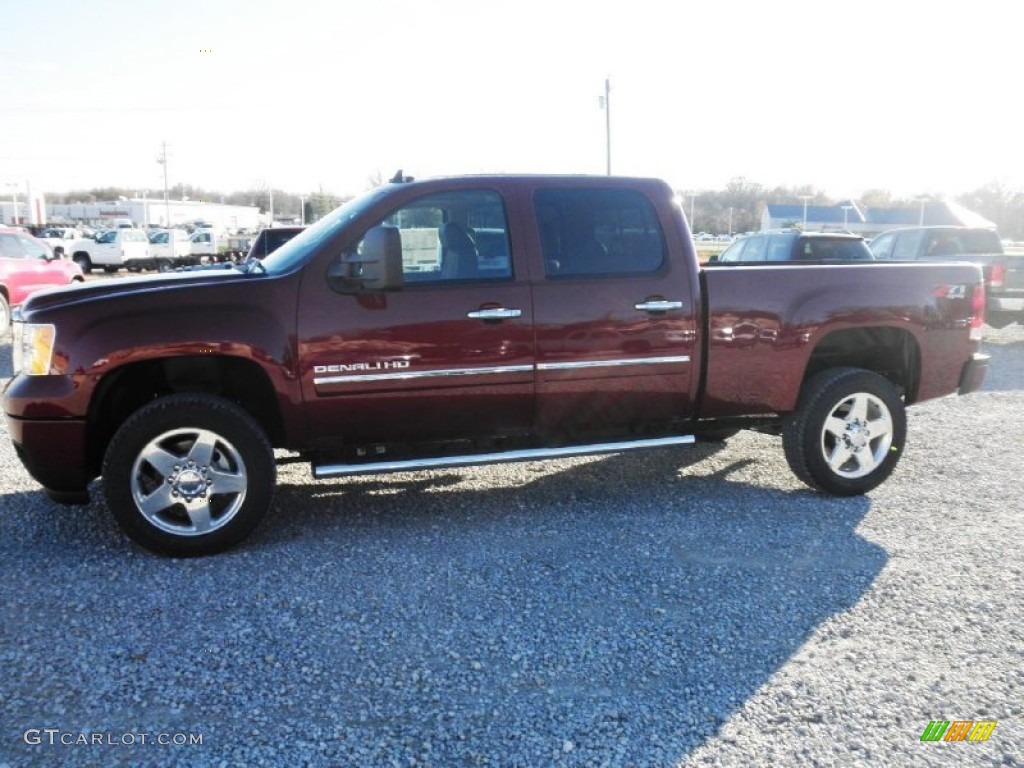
[62,226,300,273]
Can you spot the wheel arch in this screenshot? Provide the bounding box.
[801,325,921,404]
[85,355,286,477]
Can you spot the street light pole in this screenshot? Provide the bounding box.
[841,205,853,229]
[798,195,812,228]
[728,207,733,237]
[157,141,170,226]
[603,78,611,175]
[689,193,696,232]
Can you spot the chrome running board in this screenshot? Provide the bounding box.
[312,435,694,479]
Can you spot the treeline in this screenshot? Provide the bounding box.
[683,178,1024,240]
[48,178,1024,239]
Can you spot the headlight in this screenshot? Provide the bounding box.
[13,323,56,376]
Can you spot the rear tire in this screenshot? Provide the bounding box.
[103,265,119,274]
[782,368,906,496]
[103,394,276,556]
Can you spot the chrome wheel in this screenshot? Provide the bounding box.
[130,427,248,536]
[820,392,894,479]
[783,367,906,496]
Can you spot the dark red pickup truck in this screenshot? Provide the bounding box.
[3,175,990,555]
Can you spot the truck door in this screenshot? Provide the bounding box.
[527,183,699,439]
[296,187,534,448]
[92,229,120,266]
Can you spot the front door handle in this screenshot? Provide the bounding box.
[634,300,683,313]
[467,307,522,320]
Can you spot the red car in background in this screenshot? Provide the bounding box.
[0,227,84,334]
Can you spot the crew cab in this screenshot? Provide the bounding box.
[68,228,151,273]
[3,175,989,556]
[869,225,1023,328]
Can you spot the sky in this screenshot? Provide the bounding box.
[1,0,1020,202]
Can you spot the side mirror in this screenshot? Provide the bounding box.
[328,225,404,293]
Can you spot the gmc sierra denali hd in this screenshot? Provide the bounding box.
[3,175,990,555]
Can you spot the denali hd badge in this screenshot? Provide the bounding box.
[314,361,412,373]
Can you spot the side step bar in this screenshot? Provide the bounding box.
[312,435,695,479]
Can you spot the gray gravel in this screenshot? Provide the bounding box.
[1,325,1022,767]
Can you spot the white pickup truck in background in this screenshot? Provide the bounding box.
[38,228,82,258]
[189,229,221,261]
[68,228,151,273]
[147,229,195,270]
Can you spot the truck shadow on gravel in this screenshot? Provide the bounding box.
[2,442,882,766]
[0,338,12,380]
[240,444,881,764]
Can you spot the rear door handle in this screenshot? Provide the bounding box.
[634,300,683,313]
[467,307,522,320]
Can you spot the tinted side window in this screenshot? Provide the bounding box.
[870,233,895,260]
[0,234,25,258]
[741,236,767,262]
[765,235,793,261]
[534,188,666,277]
[945,229,1002,254]
[892,231,924,260]
[804,238,872,261]
[360,189,512,283]
[19,236,49,259]
[717,238,747,262]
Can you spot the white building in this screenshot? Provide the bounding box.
[46,198,262,232]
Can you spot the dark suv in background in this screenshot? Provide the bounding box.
[868,226,1023,328]
[710,231,873,264]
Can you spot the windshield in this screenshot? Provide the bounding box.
[259,187,394,274]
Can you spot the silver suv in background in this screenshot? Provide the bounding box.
[709,231,873,263]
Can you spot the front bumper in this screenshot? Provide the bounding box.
[6,414,91,492]
[958,353,990,396]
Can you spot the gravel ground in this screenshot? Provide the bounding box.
[0,325,1022,767]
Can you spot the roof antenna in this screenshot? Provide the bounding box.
[390,169,414,184]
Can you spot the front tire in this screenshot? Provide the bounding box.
[72,253,92,273]
[782,368,906,496]
[103,394,276,556]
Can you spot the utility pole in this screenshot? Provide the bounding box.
[798,195,812,228]
[157,141,170,226]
